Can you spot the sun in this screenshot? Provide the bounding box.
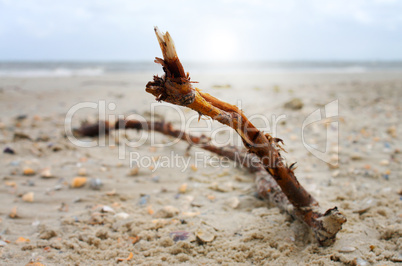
[204,30,238,61]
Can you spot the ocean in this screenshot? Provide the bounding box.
[1,61,402,77]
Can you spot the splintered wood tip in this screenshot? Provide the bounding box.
[154,26,178,60]
[154,26,164,44]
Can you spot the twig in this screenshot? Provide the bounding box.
[145,27,346,246]
[77,120,289,217]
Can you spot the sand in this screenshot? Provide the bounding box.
[0,71,401,265]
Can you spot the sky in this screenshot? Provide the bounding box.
[0,0,401,61]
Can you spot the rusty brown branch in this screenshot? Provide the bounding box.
[76,120,290,214]
[144,27,346,246]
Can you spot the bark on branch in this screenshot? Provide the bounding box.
[144,27,346,246]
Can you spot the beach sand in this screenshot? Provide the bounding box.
[0,71,401,265]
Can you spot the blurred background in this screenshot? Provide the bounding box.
[1,0,402,75]
[0,2,401,264]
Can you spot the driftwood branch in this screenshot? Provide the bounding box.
[144,27,346,246]
[75,27,346,246]
[77,119,288,209]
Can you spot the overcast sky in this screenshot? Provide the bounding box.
[1,0,401,61]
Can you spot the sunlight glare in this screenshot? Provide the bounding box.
[204,30,238,61]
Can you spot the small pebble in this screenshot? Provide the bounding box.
[331,146,339,153]
[5,181,17,187]
[40,168,53,179]
[73,197,82,203]
[332,170,340,177]
[182,211,200,217]
[39,229,57,240]
[101,206,115,213]
[385,169,391,175]
[207,195,216,201]
[32,220,40,227]
[16,114,27,121]
[225,197,240,209]
[77,168,87,176]
[154,206,180,218]
[0,240,7,247]
[89,178,102,190]
[3,147,15,154]
[128,167,139,176]
[170,231,190,242]
[196,229,215,243]
[387,125,397,138]
[178,183,188,193]
[10,160,20,166]
[339,246,356,253]
[139,195,149,205]
[380,159,390,166]
[13,132,31,140]
[114,212,130,220]
[350,153,363,160]
[23,167,36,176]
[151,175,160,183]
[353,198,374,214]
[191,199,204,207]
[284,98,303,110]
[328,163,339,169]
[71,177,87,188]
[22,192,34,202]
[209,182,233,192]
[105,189,116,196]
[58,202,69,212]
[9,207,18,218]
[147,206,154,215]
[51,145,62,152]
[330,154,339,162]
[383,142,391,152]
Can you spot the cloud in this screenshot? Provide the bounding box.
[0,0,401,60]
